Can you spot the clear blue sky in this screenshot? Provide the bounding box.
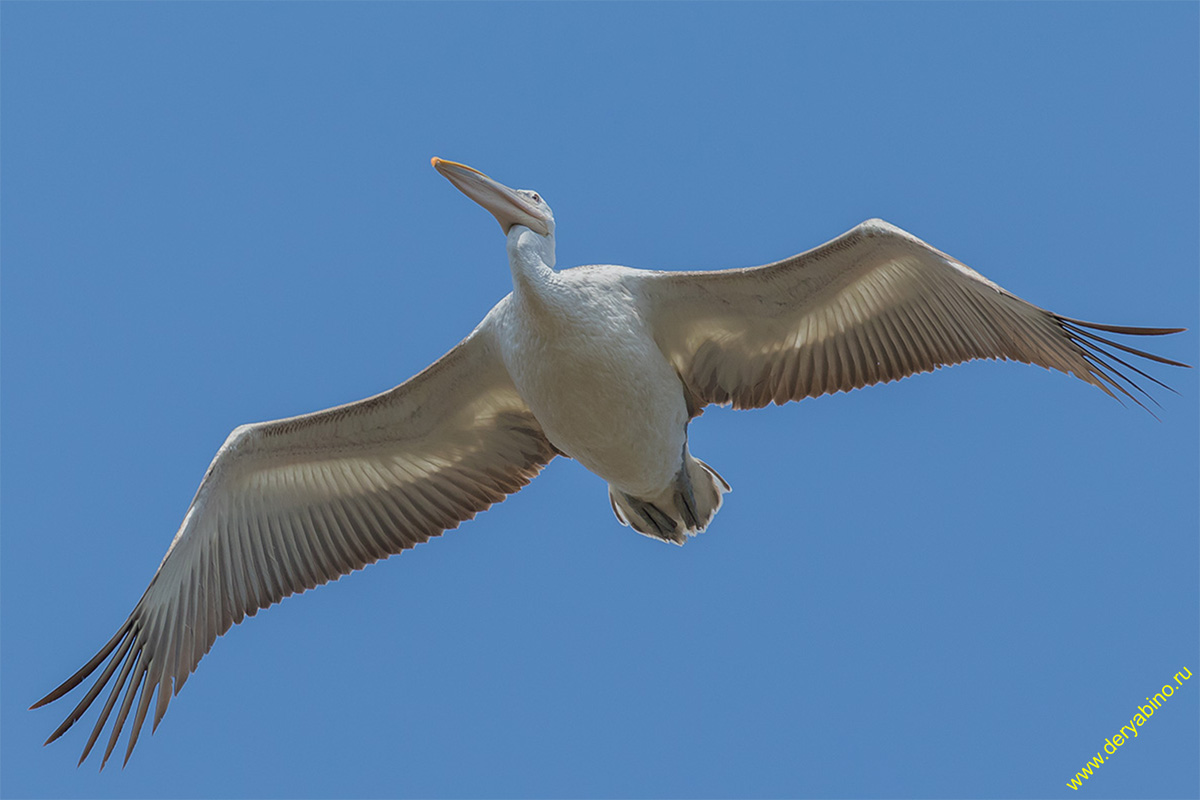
[2,3,1196,798]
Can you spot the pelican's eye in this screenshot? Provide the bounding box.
[530,193,541,203]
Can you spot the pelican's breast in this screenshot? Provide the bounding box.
[497,266,688,496]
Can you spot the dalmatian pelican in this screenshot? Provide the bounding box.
[32,157,1187,768]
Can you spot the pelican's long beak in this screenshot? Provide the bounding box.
[432,158,552,236]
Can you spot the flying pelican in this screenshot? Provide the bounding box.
[33,157,1186,768]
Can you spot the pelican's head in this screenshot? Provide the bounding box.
[432,158,554,238]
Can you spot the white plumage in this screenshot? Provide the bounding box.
[33,158,1186,768]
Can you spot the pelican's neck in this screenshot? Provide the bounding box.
[506,226,557,295]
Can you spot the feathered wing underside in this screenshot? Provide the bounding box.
[637,219,1187,415]
[32,325,556,768]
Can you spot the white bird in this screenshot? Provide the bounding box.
[34,157,1186,768]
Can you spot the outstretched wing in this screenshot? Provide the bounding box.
[32,322,556,768]
[636,219,1187,415]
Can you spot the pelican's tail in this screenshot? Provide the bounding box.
[608,453,731,545]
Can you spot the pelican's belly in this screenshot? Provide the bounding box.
[500,295,687,496]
